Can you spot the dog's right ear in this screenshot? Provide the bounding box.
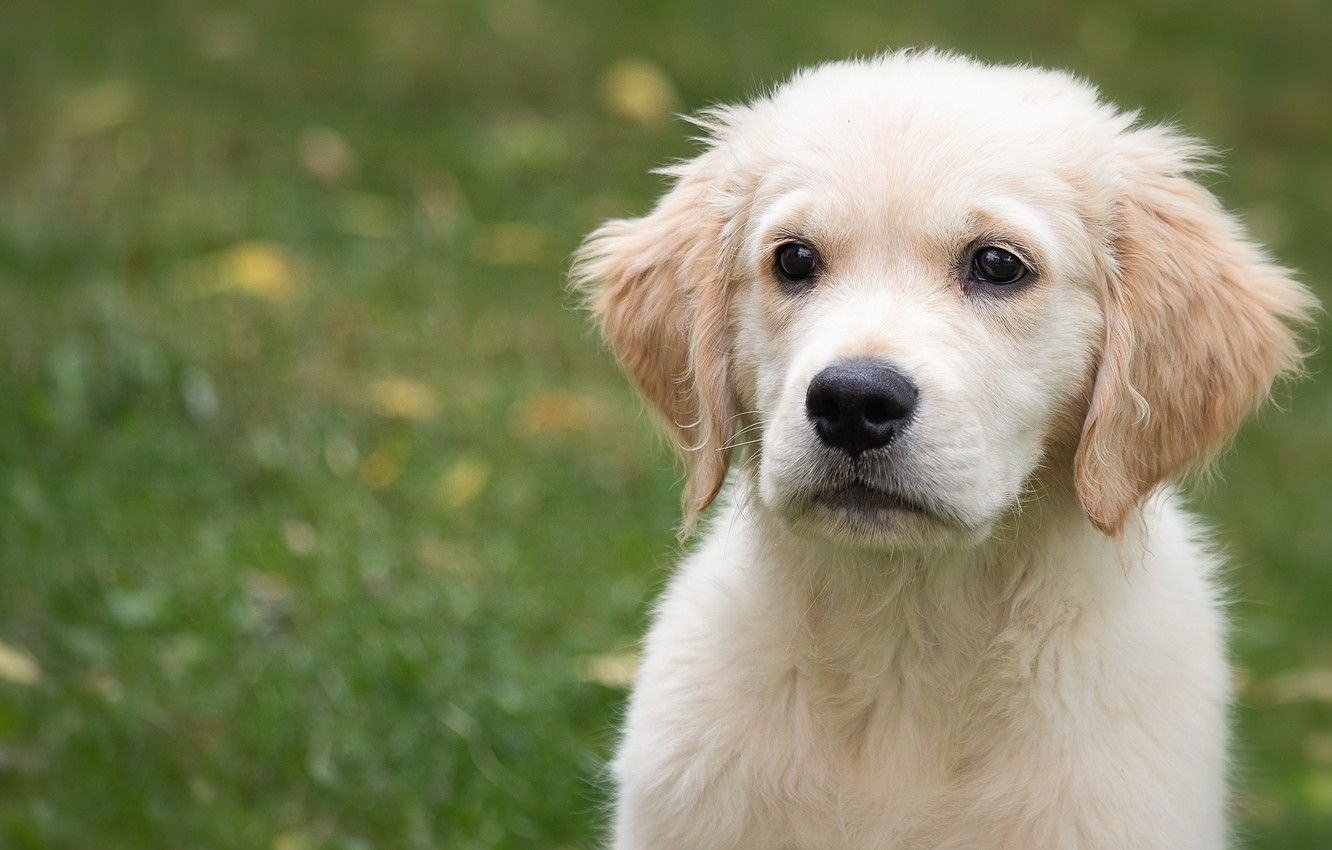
[573,148,736,532]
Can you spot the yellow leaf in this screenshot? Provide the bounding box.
[55,79,137,137]
[159,634,205,679]
[415,533,478,575]
[1233,792,1284,826]
[0,640,40,686]
[512,392,604,436]
[323,433,360,477]
[1264,668,1332,703]
[189,775,217,804]
[197,9,257,62]
[599,58,679,126]
[371,377,440,421]
[282,520,319,556]
[1303,770,1332,814]
[243,571,294,614]
[576,652,639,688]
[217,241,299,300]
[298,125,358,184]
[1306,733,1332,766]
[438,457,490,510]
[359,450,401,489]
[417,175,468,235]
[272,830,315,850]
[83,669,123,701]
[169,241,299,305]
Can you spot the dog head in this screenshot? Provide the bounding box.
[575,52,1315,548]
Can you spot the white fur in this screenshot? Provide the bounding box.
[580,52,1311,850]
[613,490,1227,848]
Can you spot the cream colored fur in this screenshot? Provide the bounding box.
[574,51,1315,849]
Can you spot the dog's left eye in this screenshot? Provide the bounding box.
[970,246,1028,285]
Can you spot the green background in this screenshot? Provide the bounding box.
[1,1,1329,847]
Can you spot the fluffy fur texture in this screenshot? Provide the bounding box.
[574,51,1316,849]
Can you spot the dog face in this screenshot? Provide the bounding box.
[726,77,1110,547]
[577,53,1312,548]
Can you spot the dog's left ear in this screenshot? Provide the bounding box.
[1075,126,1317,535]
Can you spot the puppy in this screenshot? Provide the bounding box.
[575,51,1315,849]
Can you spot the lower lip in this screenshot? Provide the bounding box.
[810,485,934,518]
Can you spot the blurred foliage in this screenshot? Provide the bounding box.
[0,0,1328,847]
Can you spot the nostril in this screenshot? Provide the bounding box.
[862,397,890,425]
[807,390,841,424]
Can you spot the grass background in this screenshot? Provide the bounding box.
[1,0,1329,847]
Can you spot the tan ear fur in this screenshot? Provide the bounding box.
[1075,127,1317,535]
[573,155,735,531]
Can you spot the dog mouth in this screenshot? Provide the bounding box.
[806,478,941,520]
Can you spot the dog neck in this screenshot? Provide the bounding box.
[713,474,1142,704]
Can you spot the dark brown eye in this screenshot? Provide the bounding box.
[775,242,818,284]
[971,246,1027,285]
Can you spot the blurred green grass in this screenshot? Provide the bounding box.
[0,1,1329,847]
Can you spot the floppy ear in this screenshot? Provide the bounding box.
[573,152,736,531]
[1075,126,1316,535]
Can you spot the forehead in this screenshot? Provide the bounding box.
[730,57,1120,243]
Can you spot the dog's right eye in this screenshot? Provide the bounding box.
[775,242,819,286]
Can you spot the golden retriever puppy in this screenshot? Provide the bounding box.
[574,51,1315,849]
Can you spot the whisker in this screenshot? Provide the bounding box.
[724,421,765,442]
[719,438,764,452]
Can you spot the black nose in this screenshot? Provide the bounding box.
[805,359,918,456]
